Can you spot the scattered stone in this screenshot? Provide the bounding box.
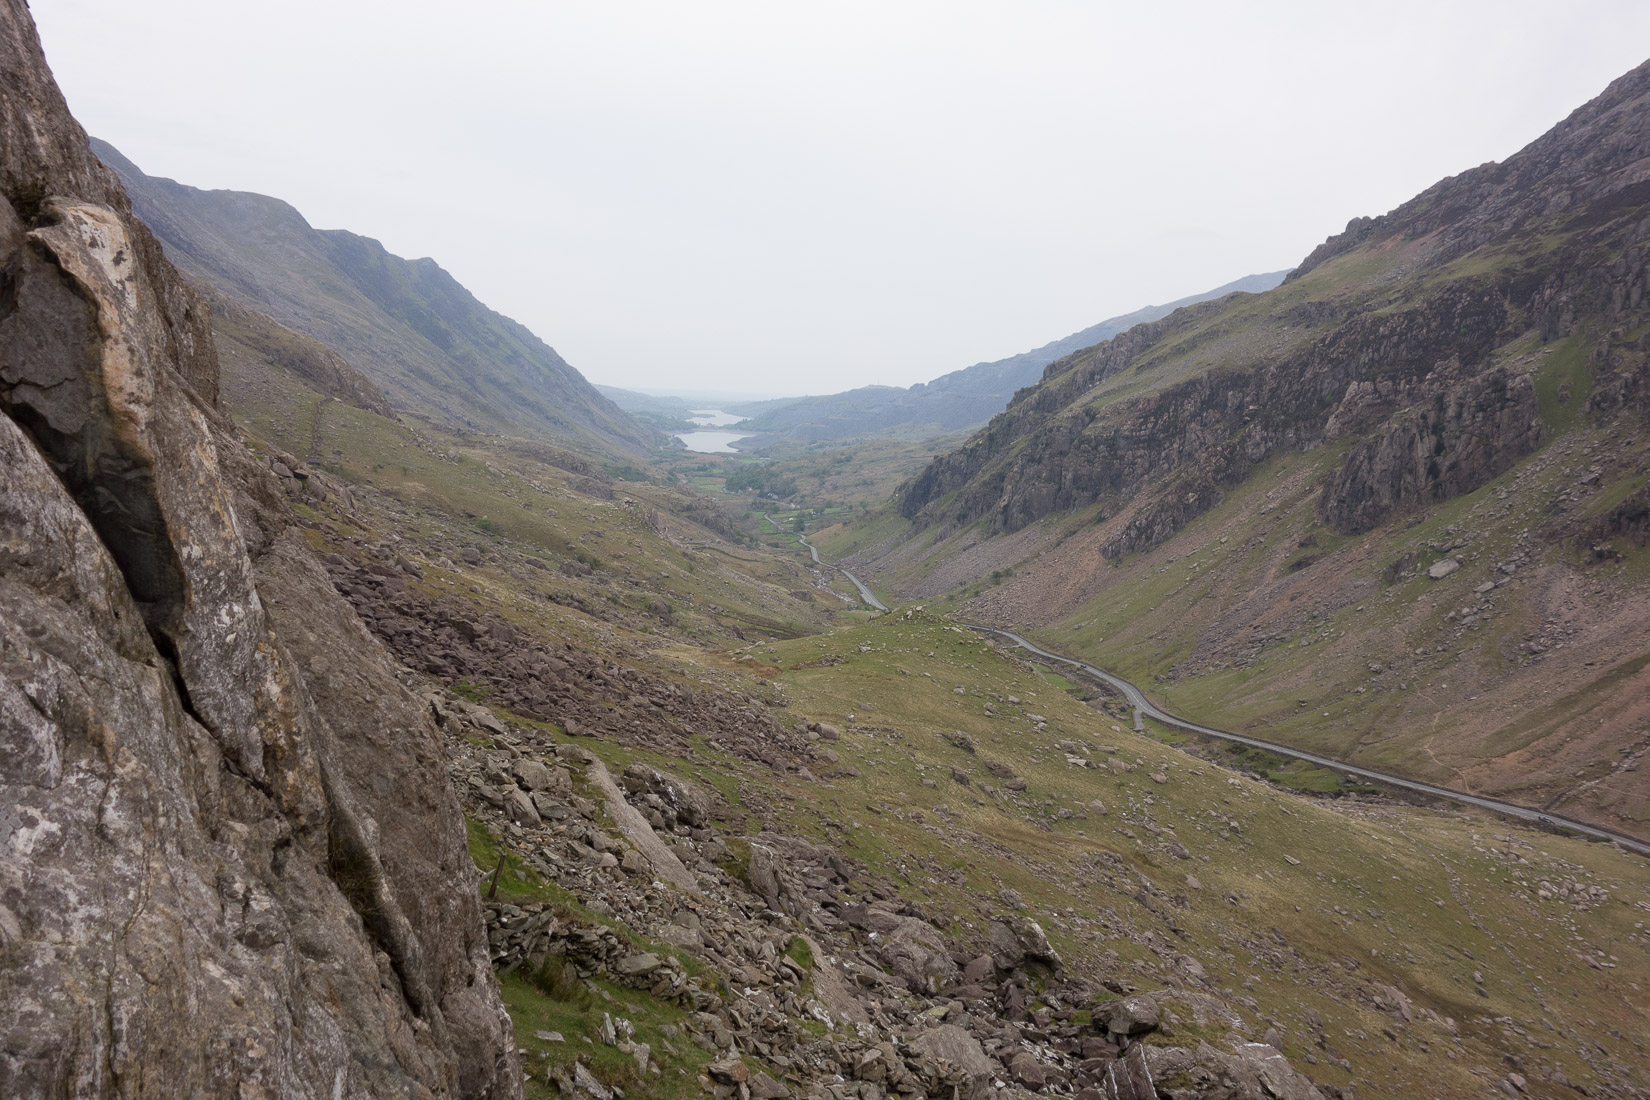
[989,914,1061,970]
[514,759,553,790]
[616,953,662,977]
[1010,1050,1046,1088]
[749,1068,790,1098]
[1104,993,1161,1037]
[707,1056,749,1084]
[506,787,542,826]
[572,1061,613,1099]
[1428,559,1461,580]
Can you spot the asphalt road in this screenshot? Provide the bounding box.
[775,517,1643,855]
[766,514,888,611]
[969,625,1650,858]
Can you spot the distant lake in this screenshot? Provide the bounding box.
[675,410,750,452]
[675,430,749,453]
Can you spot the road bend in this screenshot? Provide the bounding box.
[765,513,888,611]
[968,625,1650,858]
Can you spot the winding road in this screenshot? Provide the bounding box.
[765,513,888,611]
[969,625,1650,857]
[763,515,1644,855]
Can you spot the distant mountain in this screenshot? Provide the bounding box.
[866,57,1650,838]
[92,140,660,457]
[595,385,702,417]
[733,271,1289,445]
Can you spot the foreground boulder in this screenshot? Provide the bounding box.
[989,912,1062,970]
[878,916,962,994]
[0,3,518,1095]
[1145,1041,1326,1100]
[909,1024,996,1100]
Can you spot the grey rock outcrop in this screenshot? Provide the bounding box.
[878,916,962,994]
[0,3,518,1095]
[908,1023,995,1100]
[989,913,1062,970]
[1144,1040,1325,1100]
[893,59,1650,561]
[1320,366,1542,533]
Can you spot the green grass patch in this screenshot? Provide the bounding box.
[1031,663,1080,692]
[466,817,562,907]
[503,971,717,1100]
[1534,335,1591,435]
[452,679,494,703]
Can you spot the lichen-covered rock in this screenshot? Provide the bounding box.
[989,913,1061,970]
[1102,993,1162,1038]
[1146,1040,1326,1100]
[878,916,961,994]
[0,3,518,1094]
[909,1023,995,1100]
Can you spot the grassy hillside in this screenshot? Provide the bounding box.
[847,59,1650,845]
[202,244,1650,1100]
[93,138,660,459]
[217,319,845,653]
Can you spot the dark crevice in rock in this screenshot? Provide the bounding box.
[2,177,50,227]
[322,770,438,1021]
[0,2,519,1091]
[0,239,191,643]
[150,636,208,734]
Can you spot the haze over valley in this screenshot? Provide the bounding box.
[5,5,1650,1100]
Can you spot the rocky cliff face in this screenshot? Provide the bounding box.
[897,271,1555,558]
[0,3,519,1095]
[897,60,1650,559]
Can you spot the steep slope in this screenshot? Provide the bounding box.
[200,278,402,420]
[852,58,1650,840]
[89,138,661,458]
[596,384,703,418]
[733,270,1288,446]
[0,4,519,1095]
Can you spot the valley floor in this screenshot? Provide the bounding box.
[222,331,1649,1099]
[291,446,1649,1098]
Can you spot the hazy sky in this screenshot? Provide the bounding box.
[33,2,1650,397]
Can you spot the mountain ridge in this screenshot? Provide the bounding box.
[728,270,1290,446]
[835,55,1650,843]
[895,58,1650,544]
[90,138,660,458]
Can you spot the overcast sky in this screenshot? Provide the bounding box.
[33,1,1650,398]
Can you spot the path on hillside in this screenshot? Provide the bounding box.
[764,513,888,611]
[968,625,1650,858]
